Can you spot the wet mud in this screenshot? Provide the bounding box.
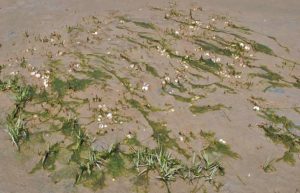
[0,1,299,193]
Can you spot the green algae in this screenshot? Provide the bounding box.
[31,143,60,173]
[249,66,283,81]
[67,25,84,33]
[259,110,300,165]
[3,7,296,191]
[118,16,156,30]
[186,57,221,76]
[85,69,112,80]
[252,42,274,55]
[262,158,276,173]
[194,39,232,56]
[51,78,68,96]
[107,153,125,177]
[60,118,90,151]
[228,23,252,34]
[171,94,193,103]
[200,131,239,159]
[128,99,189,158]
[20,57,28,68]
[133,21,156,30]
[42,143,60,170]
[77,169,106,191]
[294,107,300,114]
[51,77,91,96]
[125,133,142,147]
[204,140,239,159]
[260,124,299,165]
[190,104,227,114]
[152,124,189,158]
[280,151,296,165]
[144,63,159,77]
[124,36,149,48]
[68,78,92,91]
[138,33,162,44]
[260,110,300,130]
[51,164,79,183]
[165,82,187,93]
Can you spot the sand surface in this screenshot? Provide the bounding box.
[0,1,299,193]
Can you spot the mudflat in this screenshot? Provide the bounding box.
[0,1,299,193]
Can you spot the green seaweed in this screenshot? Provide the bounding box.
[42,143,60,170]
[31,143,60,172]
[125,133,142,146]
[51,78,67,96]
[262,158,276,173]
[166,82,187,93]
[194,39,232,57]
[85,69,112,80]
[51,77,91,96]
[128,99,189,158]
[133,21,156,30]
[200,131,239,159]
[228,23,252,34]
[249,66,282,81]
[20,57,28,68]
[68,78,92,91]
[107,153,125,177]
[214,83,236,94]
[171,94,193,103]
[190,104,226,114]
[144,63,159,77]
[280,151,296,165]
[252,42,274,55]
[204,141,239,159]
[258,110,300,165]
[260,110,299,130]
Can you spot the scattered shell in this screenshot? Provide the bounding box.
[126,134,133,139]
[253,106,260,111]
[179,136,184,141]
[107,113,113,119]
[142,83,149,91]
[219,139,227,144]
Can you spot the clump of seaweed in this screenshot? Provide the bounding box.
[190,104,228,114]
[35,143,60,171]
[259,110,300,165]
[127,99,189,158]
[51,77,91,97]
[200,131,239,159]
[249,66,283,81]
[262,158,276,173]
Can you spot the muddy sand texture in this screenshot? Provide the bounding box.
[0,0,300,193]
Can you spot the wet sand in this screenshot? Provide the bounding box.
[0,1,300,193]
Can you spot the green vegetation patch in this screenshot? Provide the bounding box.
[259,110,300,165]
[133,147,224,184]
[51,77,92,96]
[249,66,283,81]
[190,104,227,114]
[200,131,239,159]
